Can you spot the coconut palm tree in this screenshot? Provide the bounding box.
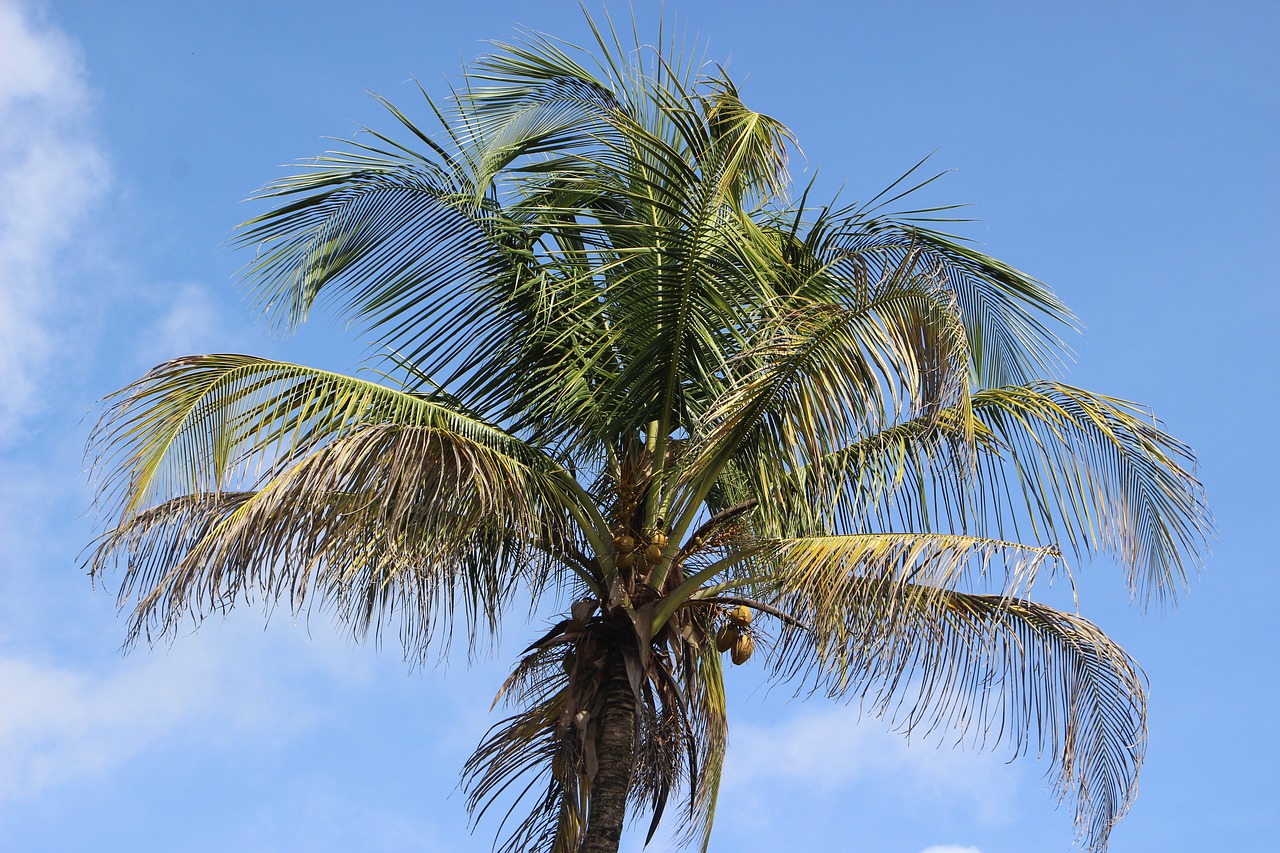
[86,15,1210,853]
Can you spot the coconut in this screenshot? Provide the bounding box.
[616,552,635,569]
[612,534,636,552]
[645,544,663,563]
[727,605,753,627]
[651,531,668,548]
[715,624,739,653]
[730,632,755,665]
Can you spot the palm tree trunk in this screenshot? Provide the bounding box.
[580,647,636,853]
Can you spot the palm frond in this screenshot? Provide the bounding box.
[806,212,1074,386]
[761,534,1062,634]
[87,355,594,655]
[768,410,978,538]
[88,418,583,656]
[465,643,585,853]
[970,382,1211,602]
[670,279,971,540]
[761,382,1211,603]
[89,354,559,517]
[757,533,1142,851]
[777,581,1146,853]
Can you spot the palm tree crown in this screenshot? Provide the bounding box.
[87,14,1211,853]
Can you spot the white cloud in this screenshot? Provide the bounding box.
[720,705,1020,825]
[147,281,233,358]
[0,0,109,436]
[0,629,305,799]
[0,587,512,804]
[0,606,413,802]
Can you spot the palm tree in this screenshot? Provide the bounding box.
[86,15,1210,853]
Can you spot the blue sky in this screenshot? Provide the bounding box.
[1,1,1276,851]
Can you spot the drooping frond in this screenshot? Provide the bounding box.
[235,143,525,382]
[87,355,592,655]
[89,354,560,516]
[762,534,1062,636]
[465,643,585,853]
[912,224,1073,385]
[465,606,728,853]
[757,381,1211,603]
[759,535,1143,851]
[936,594,1147,853]
[677,629,729,852]
[808,207,1074,386]
[969,382,1211,602]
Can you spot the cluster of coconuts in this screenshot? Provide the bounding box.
[611,528,669,570]
[715,605,755,665]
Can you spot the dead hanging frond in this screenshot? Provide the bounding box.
[86,354,587,658]
[465,600,730,853]
[464,642,585,853]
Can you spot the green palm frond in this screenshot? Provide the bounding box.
[970,382,1211,601]
[810,213,1074,386]
[767,411,979,538]
[761,382,1211,603]
[669,280,972,541]
[236,144,506,355]
[89,354,562,516]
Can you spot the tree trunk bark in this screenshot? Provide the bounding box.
[579,646,636,853]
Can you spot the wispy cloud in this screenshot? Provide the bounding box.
[720,705,1020,827]
[0,620,525,810]
[144,280,237,360]
[0,0,109,437]
[0,629,303,800]
[0,608,409,802]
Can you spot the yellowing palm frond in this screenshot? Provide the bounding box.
[755,535,1140,852]
[88,355,600,655]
